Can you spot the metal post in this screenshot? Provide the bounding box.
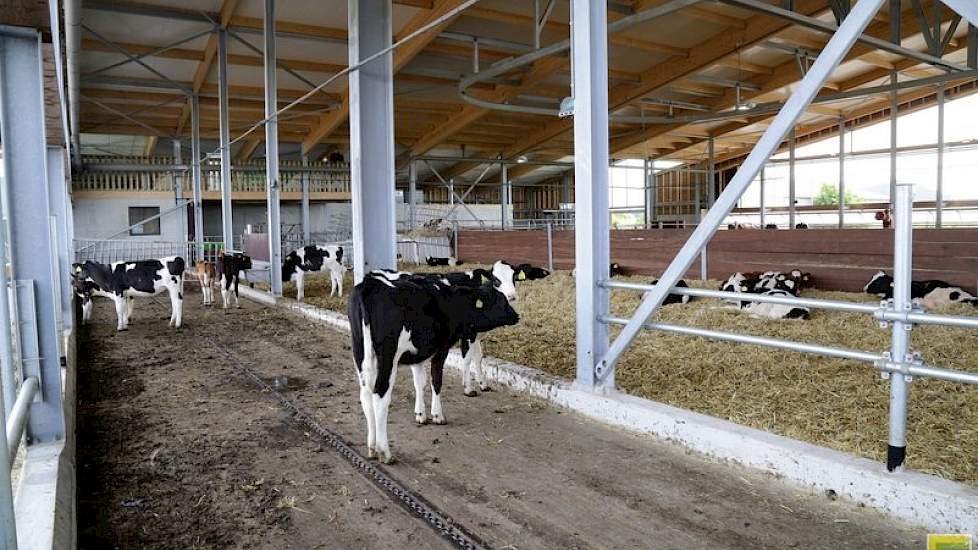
[936,84,944,228]
[173,138,187,249]
[46,148,73,336]
[264,0,283,296]
[759,167,766,227]
[301,153,310,244]
[889,70,898,211]
[190,94,204,260]
[788,129,796,229]
[500,163,508,229]
[408,159,417,229]
[0,27,66,445]
[572,0,611,392]
[887,183,913,471]
[838,115,846,228]
[533,0,542,49]
[546,222,554,271]
[643,158,652,228]
[348,0,397,281]
[218,29,234,253]
[649,158,656,226]
[596,0,885,375]
[888,1,899,212]
[707,136,716,206]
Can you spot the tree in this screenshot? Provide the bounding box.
[813,182,861,206]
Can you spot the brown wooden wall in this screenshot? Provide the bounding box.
[457,228,978,293]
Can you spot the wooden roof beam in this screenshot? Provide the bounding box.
[302,0,471,153]
[436,0,828,180]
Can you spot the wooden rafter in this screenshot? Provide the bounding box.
[174,0,241,135]
[437,0,828,179]
[608,2,946,155]
[301,0,468,154]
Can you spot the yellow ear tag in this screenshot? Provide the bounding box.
[740,285,747,292]
[75,266,82,273]
[481,274,489,284]
[518,272,526,281]
[475,299,483,309]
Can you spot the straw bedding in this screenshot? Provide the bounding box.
[280,266,978,487]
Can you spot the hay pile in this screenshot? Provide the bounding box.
[287,266,978,487]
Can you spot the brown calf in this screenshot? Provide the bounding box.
[195,261,217,306]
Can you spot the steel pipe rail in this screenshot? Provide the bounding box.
[600,317,978,386]
[600,315,882,363]
[5,377,39,462]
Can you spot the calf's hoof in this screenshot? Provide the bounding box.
[415,413,429,425]
[367,446,377,459]
[381,452,396,465]
[463,389,478,397]
[432,414,447,425]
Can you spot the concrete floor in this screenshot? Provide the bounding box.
[77,294,926,549]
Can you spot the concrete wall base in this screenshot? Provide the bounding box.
[239,286,978,536]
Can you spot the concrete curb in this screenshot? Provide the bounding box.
[243,287,978,535]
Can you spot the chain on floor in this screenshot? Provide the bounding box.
[207,341,491,550]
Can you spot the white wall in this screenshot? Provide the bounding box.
[201,201,352,237]
[72,196,186,242]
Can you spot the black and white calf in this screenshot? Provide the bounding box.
[283,245,345,301]
[73,256,185,330]
[719,272,809,319]
[349,271,519,463]
[864,271,978,310]
[370,261,549,397]
[425,256,463,267]
[648,278,691,305]
[71,266,119,324]
[216,253,253,309]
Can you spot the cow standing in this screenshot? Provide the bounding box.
[377,261,549,397]
[349,271,519,463]
[283,245,346,301]
[73,256,185,330]
[216,253,253,309]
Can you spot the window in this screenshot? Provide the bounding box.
[129,206,161,236]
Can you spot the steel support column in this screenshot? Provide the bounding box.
[889,70,898,211]
[788,130,796,229]
[500,163,508,229]
[707,136,716,206]
[190,94,204,260]
[936,84,944,228]
[888,0,900,212]
[572,0,611,392]
[173,138,187,249]
[596,0,885,376]
[218,29,234,253]
[0,31,15,537]
[0,28,66,446]
[301,154,310,244]
[264,0,283,295]
[408,160,417,229]
[643,158,652,228]
[46,147,73,335]
[349,0,396,281]
[759,167,766,226]
[887,183,913,471]
[839,116,846,228]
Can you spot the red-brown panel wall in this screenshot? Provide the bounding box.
[457,228,978,293]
